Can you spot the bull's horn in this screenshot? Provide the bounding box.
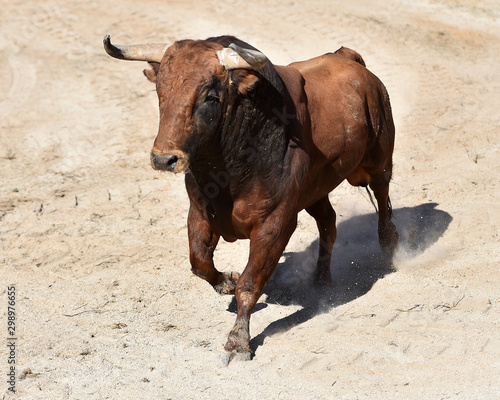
[217,43,267,70]
[103,35,168,63]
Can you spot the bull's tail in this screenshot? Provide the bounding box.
[334,46,366,67]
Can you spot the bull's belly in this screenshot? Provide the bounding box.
[298,126,372,210]
[298,159,362,210]
[298,176,344,210]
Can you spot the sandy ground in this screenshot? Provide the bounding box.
[1,0,499,399]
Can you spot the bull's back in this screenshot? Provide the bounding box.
[289,47,365,70]
[285,51,394,208]
[291,52,382,157]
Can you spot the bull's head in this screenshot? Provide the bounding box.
[103,35,268,173]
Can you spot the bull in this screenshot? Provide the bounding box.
[103,34,399,361]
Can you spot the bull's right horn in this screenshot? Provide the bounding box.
[103,35,168,63]
[217,43,268,70]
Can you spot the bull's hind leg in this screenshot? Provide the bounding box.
[369,172,399,253]
[306,196,336,285]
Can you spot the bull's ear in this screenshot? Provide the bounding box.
[232,69,259,94]
[143,62,160,83]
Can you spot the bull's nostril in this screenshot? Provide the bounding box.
[166,155,178,166]
[165,155,178,171]
[151,151,187,172]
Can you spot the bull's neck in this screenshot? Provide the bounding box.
[188,70,296,200]
[219,81,290,183]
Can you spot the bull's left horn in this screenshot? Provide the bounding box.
[103,35,168,63]
[217,43,267,70]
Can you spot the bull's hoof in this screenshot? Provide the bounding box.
[214,271,240,295]
[314,268,333,287]
[224,318,251,355]
[379,222,399,255]
[220,350,252,365]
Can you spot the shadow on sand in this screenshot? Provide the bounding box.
[227,202,452,353]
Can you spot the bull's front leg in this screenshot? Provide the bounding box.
[188,205,239,295]
[223,213,297,361]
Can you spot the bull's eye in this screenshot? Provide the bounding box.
[205,89,219,103]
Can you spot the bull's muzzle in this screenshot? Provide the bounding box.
[150,150,189,173]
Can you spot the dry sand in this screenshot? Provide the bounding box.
[1,0,499,399]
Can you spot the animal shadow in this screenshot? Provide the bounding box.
[235,202,452,352]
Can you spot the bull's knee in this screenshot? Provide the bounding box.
[191,266,217,285]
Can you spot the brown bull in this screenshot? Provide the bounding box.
[104,35,398,361]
